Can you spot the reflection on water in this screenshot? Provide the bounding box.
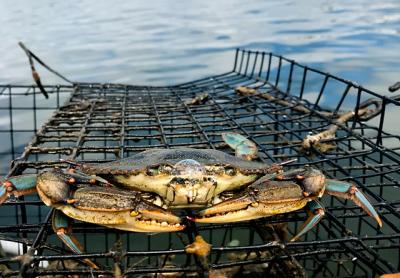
[0,1,399,138]
[0,0,399,91]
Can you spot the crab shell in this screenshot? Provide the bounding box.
[79,148,282,207]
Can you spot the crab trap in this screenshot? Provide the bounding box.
[0,48,399,278]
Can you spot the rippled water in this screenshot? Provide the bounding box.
[0,0,399,93]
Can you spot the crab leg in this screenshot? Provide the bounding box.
[0,174,38,204]
[52,210,99,269]
[290,200,325,241]
[0,169,109,205]
[325,179,382,227]
[62,169,112,186]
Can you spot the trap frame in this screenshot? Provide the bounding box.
[0,49,399,277]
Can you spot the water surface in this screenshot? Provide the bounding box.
[0,0,399,94]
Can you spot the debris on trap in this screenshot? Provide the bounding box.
[0,46,399,277]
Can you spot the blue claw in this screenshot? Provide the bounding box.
[291,200,325,241]
[325,179,382,227]
[52,210,99,269]
[221,132,258,160]
[1,174,38,204]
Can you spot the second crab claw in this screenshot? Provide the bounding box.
[194,168,382,240]
[195,176,309,224]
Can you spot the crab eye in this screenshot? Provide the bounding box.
[146,166,160,176]
[163,165,173,173]
[224,167,236,176]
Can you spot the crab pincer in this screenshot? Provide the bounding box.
[0,174,38,204]
[278,168,382,228]
[195,176,309,224]
[36,171,185,233]
[325,179,382,227]
[194,167,382,240]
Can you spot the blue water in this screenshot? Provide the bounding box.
[0,0,399,94]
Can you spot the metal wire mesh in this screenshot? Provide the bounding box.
[0,49,399,277]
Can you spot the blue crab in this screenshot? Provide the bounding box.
[0,133,382,267]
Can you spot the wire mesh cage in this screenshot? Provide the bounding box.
[0,49,399,277]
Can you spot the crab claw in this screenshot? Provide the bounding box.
[0,174,38,204]
[62,188,184,233]
[290,200,325,241]
[36,171,185,233]
[325,179,382,227]
[195,178,309,223]
[221,132,257,161]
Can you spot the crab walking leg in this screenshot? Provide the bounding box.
[325,179,382,227]
[290,201,325,242]
[0,174,38,204]
[52,210,99,269]
[0,170,110,205]
[60,160,112,184]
